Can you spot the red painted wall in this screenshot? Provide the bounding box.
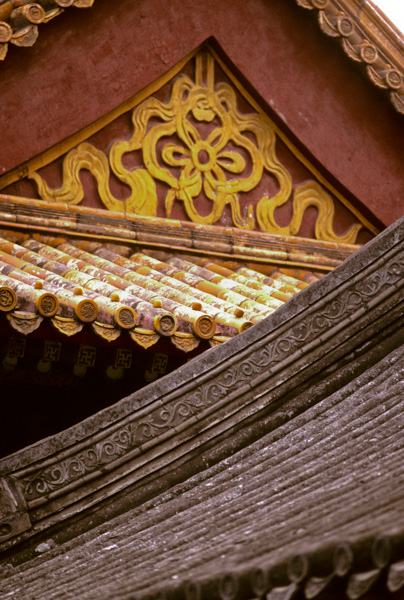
[0,0,403,227]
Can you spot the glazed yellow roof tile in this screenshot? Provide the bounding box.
[0,232,318,351]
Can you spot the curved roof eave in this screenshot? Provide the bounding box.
[0,213,402,560]
[295,0,404,114]
[0,0,93,60]
[0,0,403,115]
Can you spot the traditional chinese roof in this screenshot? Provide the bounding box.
[0,213,402,599]
[1,0,403,117]
[0,0,93,61]
[295,0,404,115]
[0,193,352,456]
[0,194,352,354]
[0,1,403,594]
[2,347,404,600]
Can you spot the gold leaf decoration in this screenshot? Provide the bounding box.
[92,321,121,342]
[129,328,159,349]
[51,316,84,337]
[28,48,362,243]
[7,311,43,334]
[257,181,362,244]
[171,332,200,353]
[30,142,157,216]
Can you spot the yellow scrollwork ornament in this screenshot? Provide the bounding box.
[30,142,157,216]
[29,49,361,243]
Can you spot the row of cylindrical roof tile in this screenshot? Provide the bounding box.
[0,231,314,350]
[0,0,93,61]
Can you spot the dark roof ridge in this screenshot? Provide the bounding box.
[2,344,404,596]
[1,216,401,474]
[0,215,402,556]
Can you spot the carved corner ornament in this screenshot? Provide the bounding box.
[295,0,404,115]
[0,477,31,542]
[171,331,200,353]
[5,47,372,244]
[7,310,43,334]
[129,328,160,349]
[0,0,94,61]
[92,321,121,342]
[51,315,84,336]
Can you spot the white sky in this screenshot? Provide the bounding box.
[372,1,404,33]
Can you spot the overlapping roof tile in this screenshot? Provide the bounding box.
[0,231,318,352]
[0,0,93,61]
[2,344,403,600]
[1,0,403,116]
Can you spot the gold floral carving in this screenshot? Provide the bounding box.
[92,322,121,342]
[129,328,160,349]
[51,316,84,336]
[171,332,200,353]
[28,50,361,243]
[257,181,361,242]
[7,311,43,334]
[30,141,157,216]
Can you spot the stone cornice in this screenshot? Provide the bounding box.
[296,0,404,114]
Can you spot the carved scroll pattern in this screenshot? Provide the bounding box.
[23,427,133,498]
[28,51,361,243]
[20,252,403,502]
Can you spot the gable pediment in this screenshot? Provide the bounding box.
[0,44,377,245]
